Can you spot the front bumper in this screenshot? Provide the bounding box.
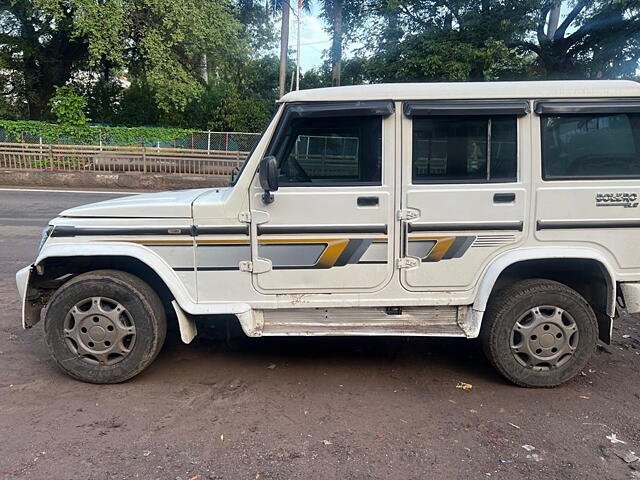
[15,265,38,329]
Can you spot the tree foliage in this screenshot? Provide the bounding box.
[517,0,640,79]
[360,0,640,82]
[0,0,639,133]
[0,0,239,120]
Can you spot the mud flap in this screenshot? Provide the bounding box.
[596,312,612,345]
[172,300,197,344]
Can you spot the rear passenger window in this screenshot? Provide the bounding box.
[273,116,382,186]
[412,117,517,183]
[541,113,640,179]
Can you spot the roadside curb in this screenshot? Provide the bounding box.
[0,169,229,191]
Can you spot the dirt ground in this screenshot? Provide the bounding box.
[1,189,639,480]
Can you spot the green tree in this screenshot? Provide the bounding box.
[317,0,367,86]
[0,0,88,119]
[515,0,640,79]
[363,0,536,82]
[0,0,240,120]
[242,0,311,97]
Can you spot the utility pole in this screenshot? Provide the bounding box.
[279,2,290,98]
[331,0,343,87]
[296,0,301,90]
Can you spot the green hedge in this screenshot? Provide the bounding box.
[0,120,197,147]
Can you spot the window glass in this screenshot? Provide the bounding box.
[541,113,640,179]
[273,116,382,185]
[412,116,517,183]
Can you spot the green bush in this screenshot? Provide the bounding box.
[49,86,90,126]
[0,120,197,146]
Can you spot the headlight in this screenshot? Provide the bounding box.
[38,226,53,253]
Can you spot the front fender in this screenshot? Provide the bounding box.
[17,242,198,329]
[36,241,198,306]
[19,242,252,331]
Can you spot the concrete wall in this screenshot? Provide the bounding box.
[0,169,230,190]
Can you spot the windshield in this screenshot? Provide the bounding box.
[229,143,258,186]
[229,106,281,187]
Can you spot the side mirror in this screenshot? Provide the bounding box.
[259,155,278,204]
[230,166,240,183]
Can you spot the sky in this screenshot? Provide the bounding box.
[290,4,333,71]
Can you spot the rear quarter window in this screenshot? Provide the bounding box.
[541,113,640,179]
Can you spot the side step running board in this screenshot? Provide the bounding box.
[260,306,467,337]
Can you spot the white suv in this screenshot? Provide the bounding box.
[17,80,640,387]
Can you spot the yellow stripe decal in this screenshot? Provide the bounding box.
[315,239,350,268]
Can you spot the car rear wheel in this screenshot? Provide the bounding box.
[44,270,166,383]
[480,279,598,388]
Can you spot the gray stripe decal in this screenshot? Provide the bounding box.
[334,239,372,267]
[441,236,476,260]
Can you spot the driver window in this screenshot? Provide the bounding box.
[272,116,382,186]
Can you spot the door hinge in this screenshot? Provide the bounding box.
[396,257,420,269]
[239,258,272,273]
[397,209,420,221]
[240,210,270,225]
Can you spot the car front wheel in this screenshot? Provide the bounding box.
[44,270,166,383]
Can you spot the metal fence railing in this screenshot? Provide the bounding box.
[0,130,261,152]
[0,142,249,176]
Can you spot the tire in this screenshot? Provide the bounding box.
[44,270,167,384]
[480,279,598,388]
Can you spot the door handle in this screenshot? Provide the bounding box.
[357,196,379,207]
[493,193,516,204]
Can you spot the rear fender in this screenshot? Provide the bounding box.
[467,247,617,340]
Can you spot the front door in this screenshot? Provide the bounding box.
[399,100,530,291]
[248,101,396,294]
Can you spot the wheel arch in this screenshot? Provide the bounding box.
[22,243,196,329]
[469,247,616,344]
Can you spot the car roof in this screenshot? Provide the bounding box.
[280,80,640,103]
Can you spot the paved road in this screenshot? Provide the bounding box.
[1,189,639,480]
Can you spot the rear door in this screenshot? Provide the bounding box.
[248,101,396,293]
[399,100,530,291]
[534,99,640,270]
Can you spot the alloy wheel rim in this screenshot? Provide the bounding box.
[510,305,578,370]
[63,297,136,366]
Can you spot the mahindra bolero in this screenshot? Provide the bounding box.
[16,80,640,387]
